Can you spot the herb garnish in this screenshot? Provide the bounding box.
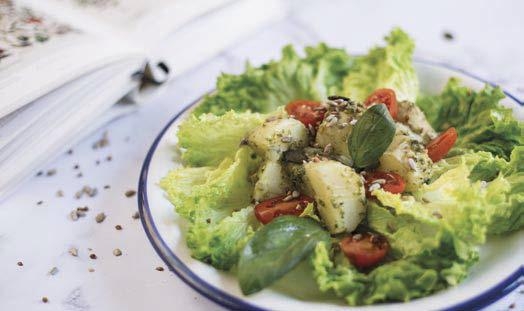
[348,104,395,168]
[238,216,330,295]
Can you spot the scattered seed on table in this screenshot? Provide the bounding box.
[76,172,83,178]
[95,212,106,223]
[106,155,112,161]
[95,160,100,165]
[70,210,79,221]
[115,225,122,230]
[69,247,78,257]
[73,164,79,170]
[56,190,64,197]
[42,297,49,303]
[443,31,454,41]
[36,200,43,205]
[103,185,110,190]
[17,261,23,266]
[88,268,95,273]
[113,249,122,257]
[125,190,136,198]
[132,211,140,220]
[89,254,97,260]
[92,131,109,149]
[46,169,56,176]
[67,149,73,155]
[48,267,59,276]
[36,171,43,177]
[155,266,164,271]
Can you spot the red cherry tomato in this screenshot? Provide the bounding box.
[363,171,406,198]
[285,100,326,128]
[254,194,314,224]
[427,127,458,162]
[340,233,390,269]
[364,88,398,120]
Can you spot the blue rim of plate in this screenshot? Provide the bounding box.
[138,60,524,311]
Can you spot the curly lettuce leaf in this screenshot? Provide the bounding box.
[187,206,259,270]
[373,147,524,245]
[417,78,523,160]
[160,147,261,224]
[194,44,353,115]
[311,241,475,305]
[160,147,262,269]
[342,28,418,102]
[178,111,266,166]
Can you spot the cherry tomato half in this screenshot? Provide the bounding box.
[363,171,406,198]
[285,100,326,128]
[340,233,390,269]
[254,194,314,224]
[364,88,398,120]
[427,127,458,162]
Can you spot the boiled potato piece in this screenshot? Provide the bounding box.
[247,118,308,160]
[397,100,437,143]
[253,161,291,201]
[378,123,432,192]
[304,160,366,234]
[315,105,364,157]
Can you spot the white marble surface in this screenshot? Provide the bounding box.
[1,0,523,310]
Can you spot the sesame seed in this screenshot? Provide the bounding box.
[70,210,79,221]
[349,119,357,125]
[407,158,417,170]
[282,195,293,202]
[46,169,56,176]
[291,190,300,198]
[69,247,78,257]
[480,181,487,189]
[95,212,106,223]
[369,183,382,192]
[48,267,59,276]
[352,233,363,241]
[280,136,292,143]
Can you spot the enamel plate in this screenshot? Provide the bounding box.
[138,61,524,311]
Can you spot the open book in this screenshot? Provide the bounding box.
[0,0,285,199]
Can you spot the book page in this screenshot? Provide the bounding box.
[21,0,231,48]
[0,0,144,118]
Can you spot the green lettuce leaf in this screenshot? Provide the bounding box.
[160,146,261,224]
[178,111,266,166]
[311,241,475,305]
[373,147,524,244]
[194,44,353,116]
[160,147,262,269]
[187,206,259,270]
[417,78,523,160]
[342,28,419,102]
[429,147,524,235]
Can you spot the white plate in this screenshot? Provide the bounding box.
[138,61,524,311]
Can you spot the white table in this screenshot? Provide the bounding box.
[1,0,523,310]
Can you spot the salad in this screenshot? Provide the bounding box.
[160,28,523,305]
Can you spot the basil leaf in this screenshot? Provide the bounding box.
[238,216,330,295]
[348,104,396,168]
